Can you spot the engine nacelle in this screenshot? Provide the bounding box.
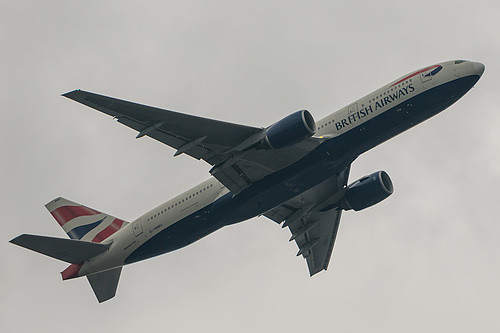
[343,171,394,211]
[265,110,316,149]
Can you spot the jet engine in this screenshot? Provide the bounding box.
[264,110,316,149]
[343,171,394,211]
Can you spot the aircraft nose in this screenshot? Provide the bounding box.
[473,62,485,76]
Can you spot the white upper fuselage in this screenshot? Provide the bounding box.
[315,60,483,137]
[79,60,484,277]
[80,178,229,275]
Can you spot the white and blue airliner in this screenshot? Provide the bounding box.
[11,60,484,302]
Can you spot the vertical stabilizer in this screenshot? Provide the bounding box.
[45,197,128,243]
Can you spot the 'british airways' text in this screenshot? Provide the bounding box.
[335,84,415,130]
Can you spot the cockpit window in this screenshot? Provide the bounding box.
[455,60,469,64]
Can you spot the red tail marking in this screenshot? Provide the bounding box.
[91,219,125,243]
[50,206,101,226]
[61,263,83,280]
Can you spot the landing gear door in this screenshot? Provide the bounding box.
[132,219,143,237]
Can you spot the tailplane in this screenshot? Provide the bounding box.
[10,234,122,302]
[87,267,122,303]
[9,234,110,264]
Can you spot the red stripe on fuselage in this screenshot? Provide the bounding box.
[92,219,125,243]
[390,65,440,87]
[50,206,101,226]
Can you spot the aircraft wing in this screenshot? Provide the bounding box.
[264,166,350,276]
[64,90,320,193]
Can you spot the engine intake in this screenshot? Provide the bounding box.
[343,171,394,211]
[265,110,316,149]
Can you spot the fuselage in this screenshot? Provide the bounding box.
[78,60,484,277]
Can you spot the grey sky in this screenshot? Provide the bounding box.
[2,1,499,332]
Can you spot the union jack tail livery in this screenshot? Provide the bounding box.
[45,197,128,243]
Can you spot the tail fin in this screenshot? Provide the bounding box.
[45,197,128,243]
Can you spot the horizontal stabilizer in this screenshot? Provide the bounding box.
[10,234,110,264]
[87,267,122,303]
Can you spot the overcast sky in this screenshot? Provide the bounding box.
[2,1,499,332]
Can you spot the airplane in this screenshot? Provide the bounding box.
[10,60,484,303]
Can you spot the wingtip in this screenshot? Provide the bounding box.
[9,235,22,245]
[61,89,82,98]
[9,234,26,246]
